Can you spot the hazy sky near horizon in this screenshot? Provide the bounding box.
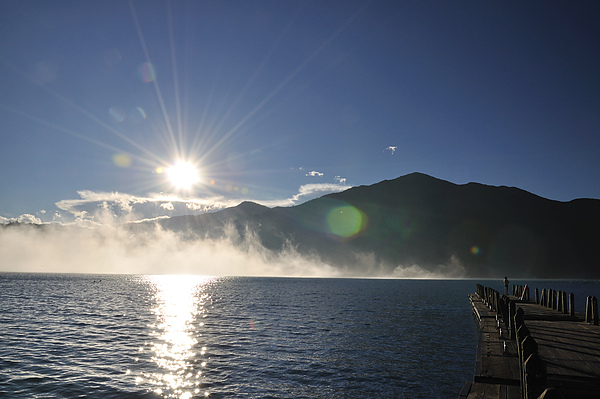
[1,0,599,225]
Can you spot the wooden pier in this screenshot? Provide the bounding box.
[460,284,600,399]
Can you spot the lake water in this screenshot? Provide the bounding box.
[1,274,598,399]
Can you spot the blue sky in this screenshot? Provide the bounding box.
[1,0,599,225]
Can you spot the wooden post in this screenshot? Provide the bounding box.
[562,291,567,314]
[540,289,546,306]
[586,296,593,323]
[514,308,525,332]
[593,297,599,326]
[524,353,547,399]
[509,300,516,340]
[557,291,563,312]
[537,388,567,398]
[500,295,509,326]
[535,288,539,304]
[569,293,575,317]
[495,290,500,313]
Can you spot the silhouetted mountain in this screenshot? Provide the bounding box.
[149,173,600,278]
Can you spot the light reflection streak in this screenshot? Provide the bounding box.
[139,275,212,399]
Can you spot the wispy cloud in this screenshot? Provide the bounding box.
[3,179,353,226]
[334,176,347,184]
[385,146,397,155]
[306,170,324,177]
[52,191,243,226]
[160,202,174,211]
[290,182,351,203]
[0,214,43,225]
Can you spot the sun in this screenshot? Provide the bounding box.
[165,161,201,190]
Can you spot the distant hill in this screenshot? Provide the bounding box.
[146,173,600,278]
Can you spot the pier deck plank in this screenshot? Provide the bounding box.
[466,294,520,399]
[464,291,600,399]
[515,302,600,397]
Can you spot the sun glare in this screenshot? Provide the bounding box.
[166,161,200,190]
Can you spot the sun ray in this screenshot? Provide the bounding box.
[130,0,180,160]
[193,4,365,165]
[166,1,185,158]
[0,60,169,170]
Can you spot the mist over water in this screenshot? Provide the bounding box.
[0,223,462,278]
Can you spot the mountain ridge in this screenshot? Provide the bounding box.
[148,173,600,278]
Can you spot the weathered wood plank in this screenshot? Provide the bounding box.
[466,292,521,399]
[465,286,600,399]
[465,382,520,399]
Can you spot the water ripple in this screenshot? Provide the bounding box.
[0,274,489,398]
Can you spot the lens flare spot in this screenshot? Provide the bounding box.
[130,106,147,123]
[327,205,366,239]
[109,106,126,122]
[113,153,132,168]
[470,245,480,255]
[138,62,157,82]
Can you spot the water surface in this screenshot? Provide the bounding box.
[3,274,594,398]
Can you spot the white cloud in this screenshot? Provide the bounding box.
[54,190,242,226]
[291,183,351,203]
[1,213,47,225]
[0,214,43,225]
[306,170,324,177]
[18,214,42,224]
[160,202,174,211]
[8,178,353,226]
[385,146,397,154]
[334,176,347,184]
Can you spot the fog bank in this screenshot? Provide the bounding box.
[0,223,464,278]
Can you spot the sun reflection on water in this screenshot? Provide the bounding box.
[139,275,212,398]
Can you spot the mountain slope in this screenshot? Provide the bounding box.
[150,173,600,278]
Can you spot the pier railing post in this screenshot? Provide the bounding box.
[500,295,509,326]
[540,289,546,307]
[569,293,575,317]
[586,296,593,323]
[535,288,539,305]
[523,353,547,399]
[593,297,599,326]
[557,290,563,312]
[562,291,567,314]
[509,300,517,340]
